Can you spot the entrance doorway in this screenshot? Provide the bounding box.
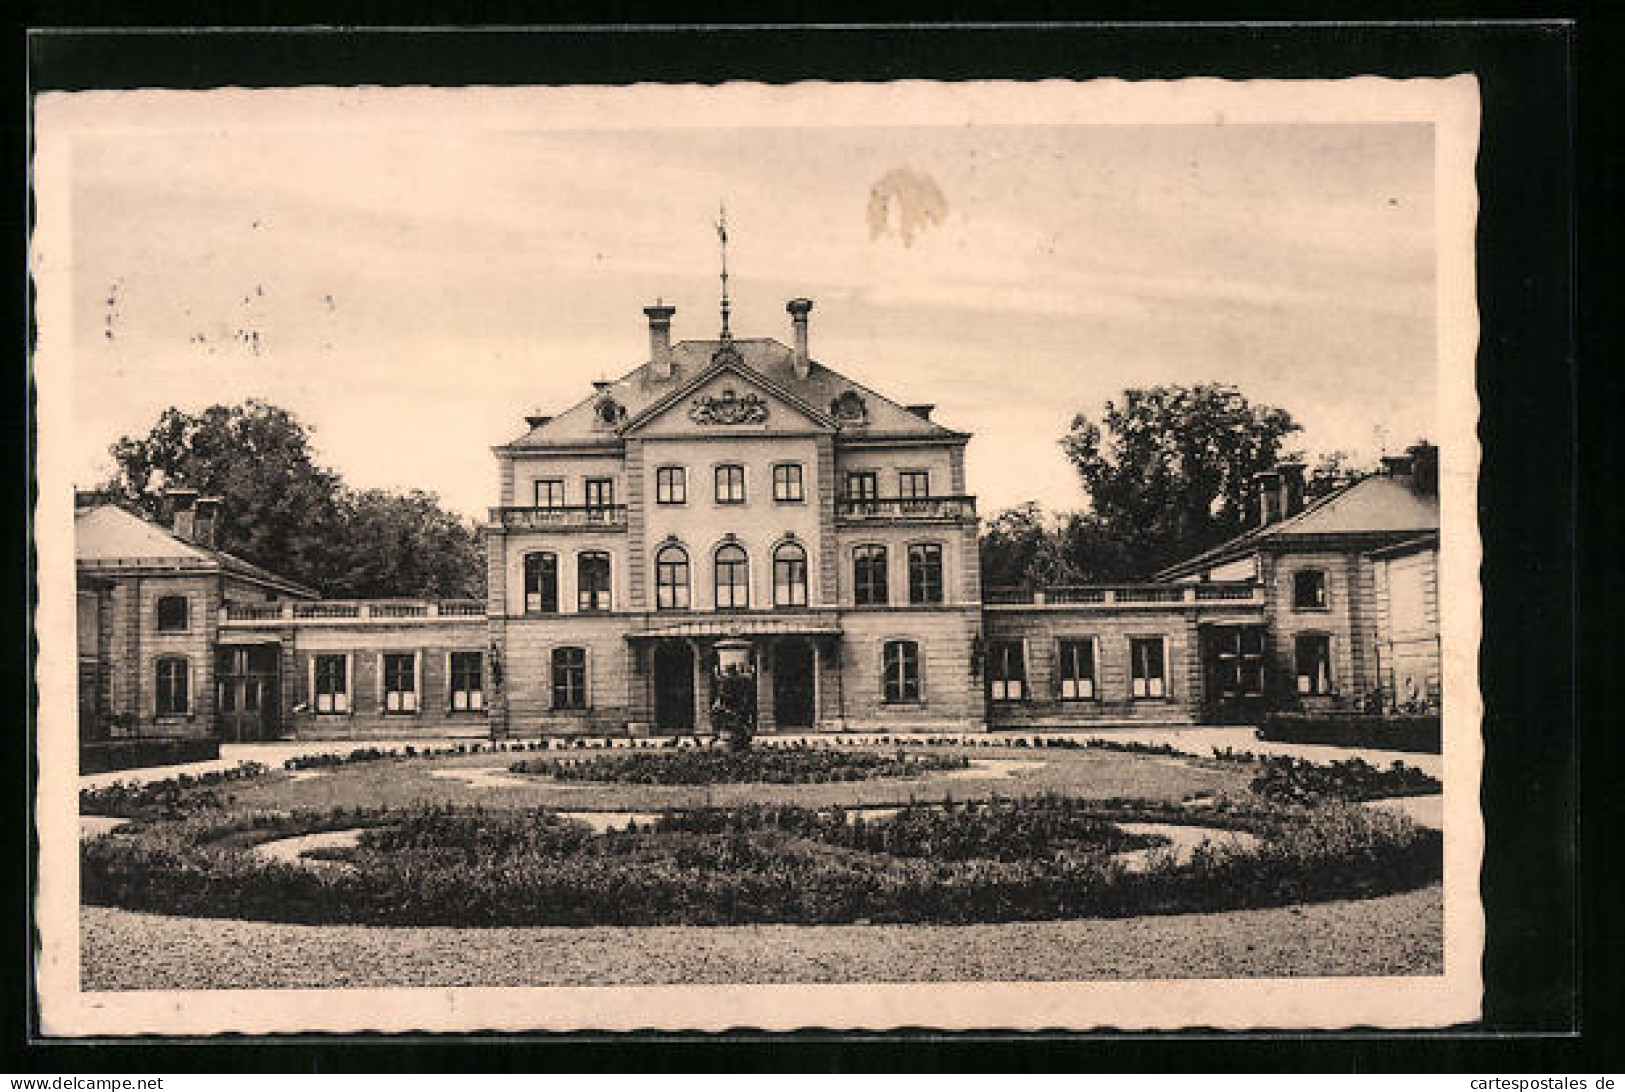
[216,644,280,742]
[772,638,816,730]
[653,641,696,732]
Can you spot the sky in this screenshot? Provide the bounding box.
[43,86,1438,523]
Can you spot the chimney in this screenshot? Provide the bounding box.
[906,404,935,421]
[165,487,199,542]
[1277,462,1306,519]
[193,496,222,549]
[644,302,676,380]
[1253,470,1282,527]
[1407,441,1439,495]
[787,298,814,380]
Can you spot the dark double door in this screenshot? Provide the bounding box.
[772,638,815,730]
[217,644,280,742]
[653,641,696,732]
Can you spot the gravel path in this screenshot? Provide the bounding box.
[81,885,1441,990]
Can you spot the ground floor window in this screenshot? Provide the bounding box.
[449,651,484,711]
[882,640,920,702]
[314,653,348,713]
[1295,634,1333,695]
[552,646,587,710]
[1130,637,1167,699]
[987,640,1026,701]
[382,652,418,713]
[155,657,189,715]
[1057,638,1096,700]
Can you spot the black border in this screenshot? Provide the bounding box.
[9,11,1601,1074]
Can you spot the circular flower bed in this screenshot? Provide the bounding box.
[80,796,1440,928]
[511,747,973,785]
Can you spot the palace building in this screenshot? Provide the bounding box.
[73,295,1441,746]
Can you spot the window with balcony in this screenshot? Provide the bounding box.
[853,545,888,606]
[1130,637,1167,699]
[155,656,190,715]
[449,651,484,711]
[655,544,691,610]
[578,551,611,613]
[773,463,805,503]
[845,471,878,500]
[551,646,587,710]
[534,479,565,509]
[524,552,558,613]
[313,653,348,713]
[1057,638,1097,700]
[882,640,921,702]
[899,470,930,498]
[584,477,615,511]
[382,653,418,713]
[714,544,749,609]
[1295,634,1333,695]
[655,466,687,505]
[156,595,189,633]
[715,464,746,504]
[987,640,1026,702]
[773,541,808,607]
[1292,569,1329,610]
[907,543,943,604]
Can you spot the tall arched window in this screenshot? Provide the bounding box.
[907,542,944,604]
[853,545,888,606]
[714,543,750,610]
[655,544,691,610]
[773,541,808,607]
[523,552,558,613]
[578,551,611,613]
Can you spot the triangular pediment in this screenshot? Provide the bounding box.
[621,356,835,438]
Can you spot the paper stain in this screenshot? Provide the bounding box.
[867,167,948,246]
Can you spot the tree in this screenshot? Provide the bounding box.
[1059,384,1301,578]
[101,400,484,599]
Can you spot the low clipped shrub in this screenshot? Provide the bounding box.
[81,797,1440,928]
[79,761,270,818]
[511,747,972,785]
[1246,755,1440,802]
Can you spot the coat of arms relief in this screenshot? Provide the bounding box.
[690,387,770,425]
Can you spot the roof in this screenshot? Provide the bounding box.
[499,336,965,450]
[1364,531,1440,560]
[1156,473,1441,580]
[75,504,319,598]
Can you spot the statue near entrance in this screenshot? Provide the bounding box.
[711,663,756,752]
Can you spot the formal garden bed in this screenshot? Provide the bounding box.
[511,748,972,785]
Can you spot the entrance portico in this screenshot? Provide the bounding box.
[628,614,843,735]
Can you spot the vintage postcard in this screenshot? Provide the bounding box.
[31,74,1483,1034]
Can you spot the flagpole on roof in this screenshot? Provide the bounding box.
[717,201,732,342]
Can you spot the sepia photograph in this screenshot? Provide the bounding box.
[30,74,1484,1035]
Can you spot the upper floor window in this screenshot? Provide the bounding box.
[524,552,559,614]
[156,595,189,633]
[853,545,888,606]
[551,647,588,710]
[578,551,611,613]
[907,543,943,604]
[1295,634,1333,696]
[1292,569,1329,610]
[899,470,930,499]
[714,544,750,610]
[845,471,878,500]
[773,463,805,503]
[1057,638,1096,701]
[313,653,348,713]
[655,466,687,505]
[155,656,190,715]
[773,541,808,608]
[987,640,1026,702]
[1130,637,1167,699]
[584,477,615,511]
[534,479,565,509]
[382,653,418,713]
[655,544,691,610]
[715,464,746,504]
[882,640,921,703]
[449,651,484,711]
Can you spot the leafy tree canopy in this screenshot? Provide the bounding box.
[1058,384,1302,578]
[99,399,484,600]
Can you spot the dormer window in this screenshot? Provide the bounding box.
[593,398,625,428]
